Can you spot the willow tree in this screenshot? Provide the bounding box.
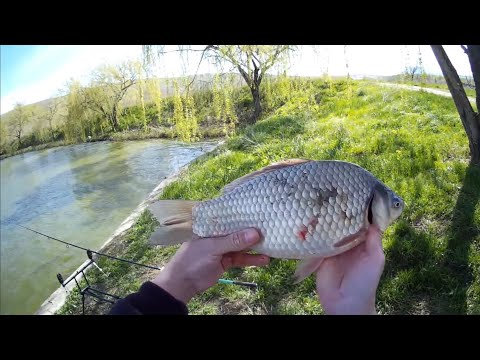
[0,121,9,154]
[143,45,295,123]
[9,103,31,146]
[431,45,480,165]
[145,77,163,125]
[134,61,147,130]
[85,61,138,132]
[64,80,91,142]
[43,97,61,141]
[169,79,198,141]
[210,74,237,134]
[212,74,223,121]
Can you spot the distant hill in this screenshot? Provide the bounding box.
[0,73,247,122]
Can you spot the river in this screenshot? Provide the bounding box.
[0,139,217,315]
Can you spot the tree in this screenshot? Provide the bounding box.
[143,45,295,123]
[430,45,480,165]
[64,80,91,142]
[9,103,30,146]
[0,121,9,154]
[44,97,61,141]
[461,46,480,112]
[405,65,419,81]
[85,61,138,131]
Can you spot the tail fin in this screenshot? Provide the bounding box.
[147,200,199,246]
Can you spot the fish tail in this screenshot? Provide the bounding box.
[147,200,200,246]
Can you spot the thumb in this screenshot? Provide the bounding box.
[365,225,383,254]
[214,228,261,254]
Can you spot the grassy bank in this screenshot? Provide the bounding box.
[57,79,480,315]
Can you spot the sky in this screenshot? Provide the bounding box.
[0,45,473,115]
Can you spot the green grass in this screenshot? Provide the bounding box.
[57,79,480,315]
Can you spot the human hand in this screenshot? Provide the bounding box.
[152,228,269,304]
[315,225,385,315]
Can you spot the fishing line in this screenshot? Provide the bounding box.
[17,224,258,289]
[17,224,161,271]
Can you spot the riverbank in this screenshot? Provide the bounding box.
[0,124,227,161]
[56,80,479,315]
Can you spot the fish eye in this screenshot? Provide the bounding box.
[392,197,402,208]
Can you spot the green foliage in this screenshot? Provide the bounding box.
[171,80,185,137]
[64,81,95,142]
[182,91,199,141]
[212,74,222,121]
[137,73,148,131]
[166,80,199,142]
[0,121,11,155]
[145,78,163,125]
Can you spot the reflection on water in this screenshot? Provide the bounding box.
[0,139,217,315]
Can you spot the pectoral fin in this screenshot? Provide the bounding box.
[333,228,367,248]
[293,257,325,284]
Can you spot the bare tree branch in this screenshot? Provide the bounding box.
[185,46,213,94]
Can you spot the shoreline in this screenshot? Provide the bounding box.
[0,127,227,161]
[35,139,225,315]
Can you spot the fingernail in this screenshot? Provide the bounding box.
[244,229,259,244]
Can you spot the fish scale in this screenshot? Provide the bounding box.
[149,158,404,283]
[192,160,377,259]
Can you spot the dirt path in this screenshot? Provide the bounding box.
[380,82,476,104]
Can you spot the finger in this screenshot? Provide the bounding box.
[365,225,385,266]
[213,228,261,254]
[316,257,343,294]
[222,253,270,270]
[365,225,383,254]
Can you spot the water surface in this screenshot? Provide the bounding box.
[0,139,217,314]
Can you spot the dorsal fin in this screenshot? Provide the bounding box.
[222,158,312,194]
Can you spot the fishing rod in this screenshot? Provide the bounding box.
[18,224,161,271]
[17,224,258,289]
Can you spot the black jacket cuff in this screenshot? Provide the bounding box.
[108,281,189,315]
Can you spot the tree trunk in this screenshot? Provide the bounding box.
[111,106,119,132]
[431,45,480,165]
[463,45,480,112]
[49,120,54,142]
[251,87,262,123]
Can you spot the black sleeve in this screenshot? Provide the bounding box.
[108,281,189,315]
